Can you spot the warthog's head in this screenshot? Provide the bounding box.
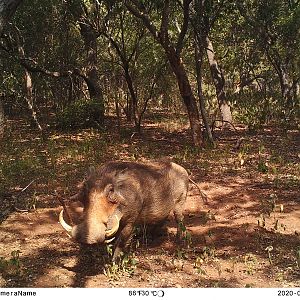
[59,168,123,245]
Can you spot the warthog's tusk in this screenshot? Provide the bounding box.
[105,215,120,237]
[59,210,73,234]
[104,237,116,244]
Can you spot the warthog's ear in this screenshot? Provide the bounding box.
[83,166,97,191]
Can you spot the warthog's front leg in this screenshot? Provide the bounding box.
[112,222,135,261]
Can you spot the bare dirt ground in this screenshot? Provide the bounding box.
[0,116,299,288]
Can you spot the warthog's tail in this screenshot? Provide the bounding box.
[188,178,208,204]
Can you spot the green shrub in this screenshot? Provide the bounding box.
[56,98,104,130]
[0,250,22,277]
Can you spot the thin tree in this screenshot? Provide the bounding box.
[0,0,23,35]
[125,0,203,147]
[0,0,24,138]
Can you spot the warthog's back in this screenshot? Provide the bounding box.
[131,161,189,224]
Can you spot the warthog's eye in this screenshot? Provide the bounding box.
[108,190,118,204]
[108,193,118,204]
[104,184,118,204]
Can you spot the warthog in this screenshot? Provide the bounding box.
[59,161,189,259]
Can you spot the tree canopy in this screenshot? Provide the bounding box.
[0,0,299,144]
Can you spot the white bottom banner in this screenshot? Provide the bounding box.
[1,288,300,300]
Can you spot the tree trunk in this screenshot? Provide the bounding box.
[194,37,214,146]
[137,78,156,131]
[0,0,23,35]
[13,24,43,132]
[0,0,23,137]
[292,80,299,101]
[166,46,203,147]
[279,63,295,120]
[123,65,139,130]
[265,50,297,122]
[0,97,5,139]
[79,22,104,126]
[23,69,43,132]
[115,96,121,135]
[125,92,132,121]
[206,37,233,127]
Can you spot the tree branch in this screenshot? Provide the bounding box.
[102,31,126,63]
[19,58,72,77]
[176,0,191,55]
[128,27,145,62]
[124,0,160,42]
[209,0,225,29]
[160,0,170,43]
[234,74,266,94]
[137,78,156,128]
[0,0,24,35]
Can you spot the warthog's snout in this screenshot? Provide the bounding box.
[59,210,119,244]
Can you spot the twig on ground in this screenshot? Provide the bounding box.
[15,179,36,198]
[13,179,36,212]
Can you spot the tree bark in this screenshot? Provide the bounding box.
[0,0,23,138]
[0,96,5,139]
[102,13,146,129]
[104,30,138,125]
[194,37,214,146]
[279,63,295,120]
[123,65,139,130]
[13,24,43,132]
[265,50,296,121]
[237,2,298,122]
[166,45,203,147]
[205,37,233,127]
[78,21,104,125]
[0,0,23,35]
[23,69,43,132]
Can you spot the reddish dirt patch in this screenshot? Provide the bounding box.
[0,179,299,288]
[0,120,299,288]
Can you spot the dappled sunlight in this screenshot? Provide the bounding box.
[1,116,299,287]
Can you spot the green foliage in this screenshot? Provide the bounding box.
[211,0,300,128]
[103,246,138,280]
[0,157,40,187]
[244,253,258,275]
[56,98,104,130]
[1,0,299,131]
[193,245,218,276]
[177,222,193,248]
[257,160,268,173]
[0,251,22,277]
